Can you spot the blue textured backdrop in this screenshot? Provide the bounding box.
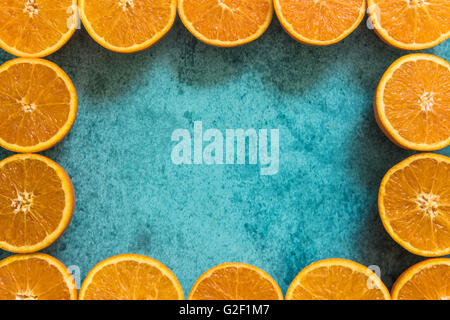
[0,15,449,296]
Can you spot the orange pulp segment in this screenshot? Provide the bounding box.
[379,153,450,257]
[274,0,366,45]
[368,0,450,50]
[79,254,184,300]
[0,253,77,300]
[0,58,77,153]
[0,154,75,253]
[188,262,283,300]
[285,259,391,300]
[375,54,450,151]
[79,0,177,53]
[178,0,273,47]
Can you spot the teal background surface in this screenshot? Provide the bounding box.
[0,15,449,296]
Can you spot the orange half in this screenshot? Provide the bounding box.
[274,0,366,45]
[188,262,283,300]
[178,0,273,47]
[0,154,75,253]
[79,0,177,53]
[0,58,77,153]
[368,0,450,50]
[379,153,450,257]
[391,258,450,300]
[286,259,391,300]
[0,0,78,58]
[0,253,77,300]
[79,254,184,300]
[375,54,450,151]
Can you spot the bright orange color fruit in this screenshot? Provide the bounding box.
[379,153,450,257]
[79,0,177,53]
[285,259,391,300]
[79,254,184,300]
[0,154,75,253]
[0,0,78,58]
[368,0,450,50]
[0,58,77,153]
[274,0,366,46]
[391,258,450,300]
[188,263,283,300]
[178,0,273,47]
[375,54,450,151]
[0,253,77,300]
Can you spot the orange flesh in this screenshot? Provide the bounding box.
[80,255,183,300]
[179,0,272,45]
[380,155,450,256]
[80,0,176,50]
[0,155,72,252]
[393,259,450,300]
[188,264,283,300]
[275,0,365,43]
[382,59,450,147]
[0,59,75,151]
[0,0,77,57]
[369,0,450,49]
[0,254,76,300]
[287,261,390,300]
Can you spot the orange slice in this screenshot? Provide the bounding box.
[286,259,391,300]
[0,58,77,153]
[0,154,75,253]
[188,262,283,300]
[0,0,78,58]
[391,258,450,300]
[79,0,177,53]
[368,0,450,50]
[0,253,77,300]
[379,153,450,257]
[79,254,184,300]
[178,0,273,47]
[274,0,366,46]
[375,54,450,151]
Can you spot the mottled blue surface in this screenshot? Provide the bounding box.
[0,15,449,296]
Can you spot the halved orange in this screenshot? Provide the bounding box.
[0,58,77,153]
[274,0,366,46]
[379,153,450,257]
[79,254,184,300]
[188,262,283,300]
[0,253,77,300]
[0,0,78,58]
[0,154,75,253]
[178,0,273,47]
[285,259,391,300]
[79,0,177,53]
[375,54,450,151]
[368,0,450,50]
[391,258,450,300]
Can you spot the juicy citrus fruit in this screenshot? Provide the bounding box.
[375,54,450,151]
[0,253,77,300]
[0,0,78,58]
[368,0,450,50]
[178,0,273,47]
[274,0,366,46]
[188,263,283,300]
[392,258,450,300]
[79,0,177,53]
[379,153,450,257]
[79,254,184,300]
[0,58,77,153]
[0,154,75,253]
[286,259,391,300]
